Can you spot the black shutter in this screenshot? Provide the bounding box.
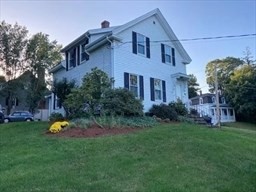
[139,75,144,100]
[146,37,150,58]
[16,98,19,106]
[172,48,176,66]
[150,78,155,101]
[73,48,77,67]
[132,31,137,54]
[77,46,80,65]
[162,80,166,102]
[65,52,68,71]
[53,94,56,110]
[124,72,129,89]
[161,44,165,63]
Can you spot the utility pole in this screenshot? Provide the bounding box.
[215,63,221,128]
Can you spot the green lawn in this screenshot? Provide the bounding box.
[0,122,255,192]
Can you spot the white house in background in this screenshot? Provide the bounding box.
[48,8,192,116]
[189,93,236,124]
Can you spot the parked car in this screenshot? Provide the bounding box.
[4,111,34,123]
[0,111,4,124]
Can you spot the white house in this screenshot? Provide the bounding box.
[48,8,192,116]
[189,93,236,124]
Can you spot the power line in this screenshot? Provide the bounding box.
[116,33,256,46]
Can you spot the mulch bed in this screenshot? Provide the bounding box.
[46,125,143,138]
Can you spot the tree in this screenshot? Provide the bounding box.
[205,57,243,93]
[188,74,200,98]
[25,32,62,113]
[225,64,256,122]
[64,68,113,117]
[0,21,28,114]
[52,78,77,117]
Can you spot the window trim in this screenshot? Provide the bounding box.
[80,41,89,63]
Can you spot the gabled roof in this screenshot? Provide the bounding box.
[61,9,191,64]
[49,60,65,73]
[112,8,192,64]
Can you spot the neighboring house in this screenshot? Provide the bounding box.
[48,8,192,116]
[189,93,236,124]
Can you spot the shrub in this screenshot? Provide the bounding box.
[177,116,195,123]
[49,112,64,122]
[168,99,188,116]
[148,104,178,121]
[190,108,198,115]
[101,88,143,117]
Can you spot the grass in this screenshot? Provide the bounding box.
[0,121,255,192]
[222,122,256,131]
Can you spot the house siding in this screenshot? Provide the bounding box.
[54,45,112,86]
[113,15,188,111]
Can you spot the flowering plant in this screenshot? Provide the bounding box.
[49,121,69,133]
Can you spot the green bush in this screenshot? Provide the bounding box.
[101,88,143,117]
[148,104,178,121]
[49,112,64,122]
[168,99,188,116]
[177,115,195,123]
[67,118,92,129]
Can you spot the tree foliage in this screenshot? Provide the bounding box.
[64,68,113,116]
[188,74,200,98]
[205,57,243,93]
[225,64,256,122]
[205,48,256,122]
[101,88,143,116]
[0,21,28,114]
[52,78,77,117]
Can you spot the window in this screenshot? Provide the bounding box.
[150,78,166,102]
[129,74,139,97]
[221,97,226,104]
[154,79,162,100]
[211,109,214,116]
[69,49,76,68]
[124,72,144,100]
[161,44,171,64]
[137,33,146,55]
[80,39,89,62]
[132,31,150,58]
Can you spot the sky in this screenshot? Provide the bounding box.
[1,0,255,93]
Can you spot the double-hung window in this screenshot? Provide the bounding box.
[161,44,175,66]
[132,31,150,58]
[124,72,144,100]
[154,79,162,100]
[137,33,146,55]
[150,78,166,102]
[129,74,139,97]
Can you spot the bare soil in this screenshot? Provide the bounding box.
[46,124,142,138]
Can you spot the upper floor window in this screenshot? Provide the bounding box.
[161,44,171,64]
[80,39,89,63]
[124,72,144,100]
[137,33,146,55]
[161,44,175,66]
[132,31,150,58]
[69,49,76,68]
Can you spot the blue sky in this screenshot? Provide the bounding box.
[1,0,255,92]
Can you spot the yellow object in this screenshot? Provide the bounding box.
[49,121,69,133]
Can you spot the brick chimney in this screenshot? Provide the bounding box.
[101,20,110,28]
